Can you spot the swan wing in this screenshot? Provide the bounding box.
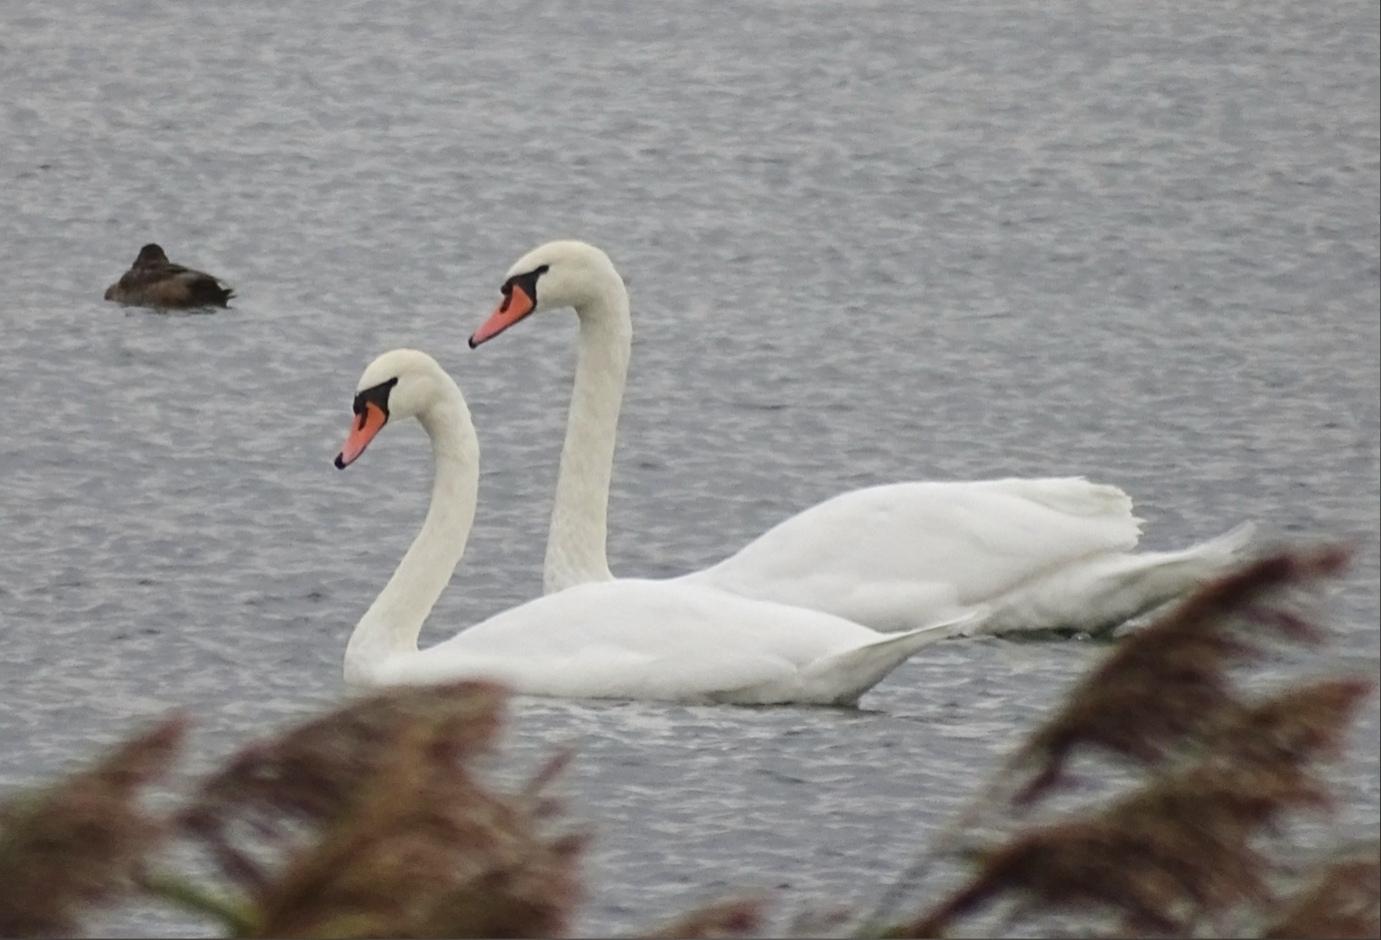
[398,579,945,703]
[682,477,1141,628]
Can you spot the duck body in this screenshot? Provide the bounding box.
[103,243,234,309]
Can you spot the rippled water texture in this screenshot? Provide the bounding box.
[1,0,1378,933]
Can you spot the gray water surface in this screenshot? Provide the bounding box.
[1,0,1378,934]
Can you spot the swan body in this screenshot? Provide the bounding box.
[467,239,1254,636]
[674,479,1253,635]
[361,578,968,706]
[335,349,973,705]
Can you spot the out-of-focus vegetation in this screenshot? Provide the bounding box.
[884,545,1378,938]
[0,546,1375,938]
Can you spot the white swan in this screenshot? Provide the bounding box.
[333,349,974,705]
[467,239,1254,635]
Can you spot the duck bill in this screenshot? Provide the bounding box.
[468,282,536,348]
[335,402,388,469]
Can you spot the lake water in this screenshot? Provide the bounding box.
[1,0,1377,934]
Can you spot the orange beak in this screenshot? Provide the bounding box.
[469,282,536,348]
[335,401,388,469]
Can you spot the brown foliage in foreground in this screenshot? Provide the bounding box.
[1263,850,1381,939]
[1009,546,1351,805]
[0,546,1375,938]
[642,896,768,939]
[0,718,184,937]
[1,682,589,939]
[190,682,585,938]
[894,546,1378,938]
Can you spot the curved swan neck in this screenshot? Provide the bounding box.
[345,390,477,684]
[544,277,631,594]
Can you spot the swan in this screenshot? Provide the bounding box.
[103,243,234,309]
[332,348,974,705]
[466,239,1254,635]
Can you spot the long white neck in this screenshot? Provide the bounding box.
[544,278,631,594]
[345,391,478,684]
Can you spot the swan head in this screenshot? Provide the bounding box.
[469,239,622,348]
[334,349,456,469]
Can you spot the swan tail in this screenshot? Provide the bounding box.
[1011,477,1142,529]
[802,610,978,706]
[1087,520,1257,632]
[977,521,1258,638]
[1191,520,1257,565]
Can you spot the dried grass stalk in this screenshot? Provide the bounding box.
[248,720,586,938]
[901,682,1371,937]
[1198,678,1373,777]
[641,896,767,938]
[899,764,1328,937]
[1263,848,1380,939]
[890,547,1372,939]
[0,717,185,937]
[175,680,585,938]
[182,680,508,888]
[1010,546,1350,805]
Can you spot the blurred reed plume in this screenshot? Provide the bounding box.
[1006,545,1353,806]
[175,680,586,938]
[0,546,1375,938]
[0,717,184,937]
[0,681,591,938]
[642,896,767,938]
[0,679,761,939]
[1262,846,1381,939]
[891,545,1378,938]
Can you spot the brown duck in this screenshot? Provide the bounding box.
[104,243,234,309]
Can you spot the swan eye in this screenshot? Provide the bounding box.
[351,376,399,425]
[498,265,551,313]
